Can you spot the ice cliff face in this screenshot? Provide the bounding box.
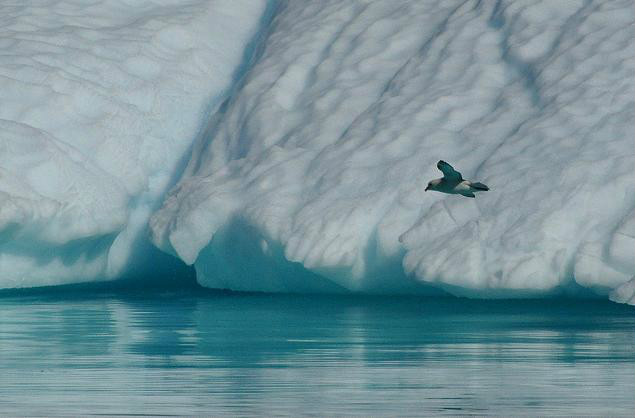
[150,0,634,300]
[1,1,633,303]
[0,0,267,287]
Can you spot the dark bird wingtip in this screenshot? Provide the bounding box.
[472,182,490,191]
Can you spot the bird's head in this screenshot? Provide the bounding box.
[425,179,440,191]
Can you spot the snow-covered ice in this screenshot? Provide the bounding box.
[1,1,633,303]
[151,0,634,301]
[610,277,635,305]
[0,0,267,287]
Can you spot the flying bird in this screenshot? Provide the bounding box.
[425,160,489,198]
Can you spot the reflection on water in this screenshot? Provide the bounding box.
[0,289,633,417]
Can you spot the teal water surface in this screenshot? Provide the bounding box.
[0,287,633,417]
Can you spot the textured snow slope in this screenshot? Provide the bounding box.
[0,0,267,287]
[151,0,634,300]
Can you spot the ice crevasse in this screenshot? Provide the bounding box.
[0,1,633,304]
[150,0,635,302]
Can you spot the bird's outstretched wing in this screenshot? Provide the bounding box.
[437,160,463,181]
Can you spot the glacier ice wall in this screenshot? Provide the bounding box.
[151,0,634,300]
[0,0,268,287]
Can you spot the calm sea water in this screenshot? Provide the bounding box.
[0,286,633,417]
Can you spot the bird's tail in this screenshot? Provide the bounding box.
[471,182,489,191]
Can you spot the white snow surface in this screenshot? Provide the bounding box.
[1,1,633,302]
[0,0,267,287]
[151,0,635,300]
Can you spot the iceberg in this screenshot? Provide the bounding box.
[151,0,635,301]
[1,1,633,303]
[0,0,268,287]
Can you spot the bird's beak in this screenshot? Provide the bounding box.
[424,186,429,191]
